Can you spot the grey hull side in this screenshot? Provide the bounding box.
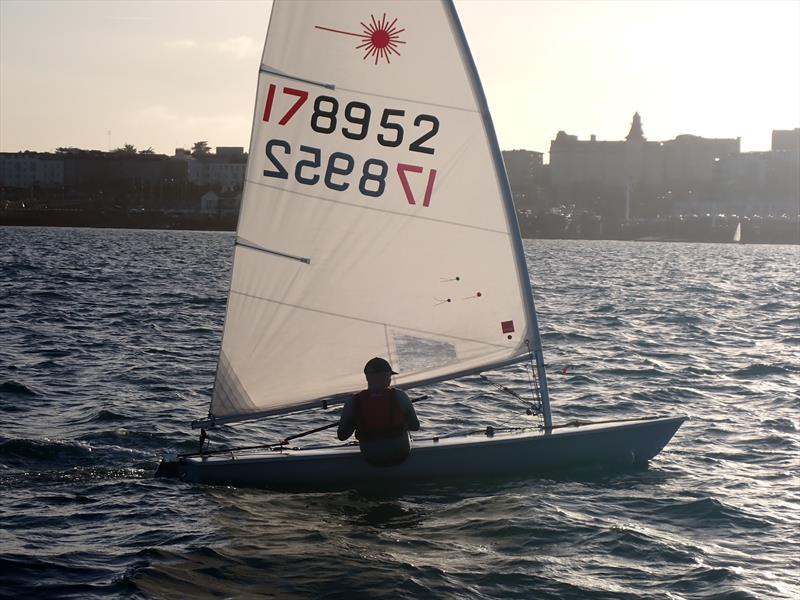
[168,416,686,490]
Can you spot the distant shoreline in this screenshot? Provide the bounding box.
[3,210,797,244]
[0,209,237,232]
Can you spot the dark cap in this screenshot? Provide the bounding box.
[363,357,397,375]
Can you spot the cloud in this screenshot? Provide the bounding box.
[164,39,198,50]
[216,36,260,60]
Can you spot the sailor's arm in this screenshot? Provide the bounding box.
[396,389,420,431]
[337,397,356,440]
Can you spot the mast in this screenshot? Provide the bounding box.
[443,0,552,429]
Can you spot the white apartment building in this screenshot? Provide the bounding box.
[0,153,64,188]
[187,147,247,192]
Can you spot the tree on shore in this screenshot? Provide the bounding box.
[112,144,138,155]
[191,141,211,157]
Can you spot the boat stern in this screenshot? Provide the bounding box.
[154,452,182,479]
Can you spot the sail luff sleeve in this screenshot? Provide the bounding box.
[443,0,552,427]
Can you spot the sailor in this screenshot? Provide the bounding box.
[337,357,420,466]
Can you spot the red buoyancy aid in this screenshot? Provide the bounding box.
[352,388,407,442]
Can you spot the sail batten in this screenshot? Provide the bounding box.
[207,0,545,427]
[236,238,312,264]
[259,66,336,90]
[262,69,482,115]
[333,86,482,114]
[228,288,520,351]
[242,178,514,235]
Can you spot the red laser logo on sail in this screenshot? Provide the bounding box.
[315,14,406,65]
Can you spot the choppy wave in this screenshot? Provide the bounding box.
[0,437,94,465]
[0,229,798,599]
[0,380,39,396]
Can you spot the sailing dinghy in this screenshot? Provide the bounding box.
[733,221,742,243]
[155,0,685,489]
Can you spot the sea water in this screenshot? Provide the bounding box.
[1,227,798,599]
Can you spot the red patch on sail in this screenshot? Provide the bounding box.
[501,320,515,334]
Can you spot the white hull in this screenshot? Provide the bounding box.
[160,416,686,490]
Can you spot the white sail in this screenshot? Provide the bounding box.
[206,0,542,425]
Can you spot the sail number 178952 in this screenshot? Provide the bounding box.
[262,83,439,154]
[261,83,438,207]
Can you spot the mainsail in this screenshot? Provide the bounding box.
[202,0,549,427]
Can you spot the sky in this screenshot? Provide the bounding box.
[1,0,798,162]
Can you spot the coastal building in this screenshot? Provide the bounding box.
[772,128,800,154]
[187,147,247,191]
[199,190,242,216]
[501,149,545,210]
[549,113,740,217]
[173,148,192,160]
[711,144,800,215]
[0,152,64,188]
[60,151,186,188]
